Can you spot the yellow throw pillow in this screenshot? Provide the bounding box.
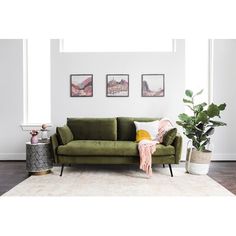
[134,120,159,142]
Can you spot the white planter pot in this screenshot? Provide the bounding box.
[186,148,212,175]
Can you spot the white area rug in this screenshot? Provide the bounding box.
[3,166,234,196]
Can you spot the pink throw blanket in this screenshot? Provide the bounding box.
[138,118,174,177]
[138,140,157,176]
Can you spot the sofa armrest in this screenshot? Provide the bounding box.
[50,134,59,164]
[173,133,183,164]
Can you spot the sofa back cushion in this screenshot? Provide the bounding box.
[56,125,74,145]
[117,117,160,141]
[162,128,177,146]
[67,118,117,140]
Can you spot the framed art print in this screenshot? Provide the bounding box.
[106,74,129,97]
[70,74,93,97]
[141,74,165,97]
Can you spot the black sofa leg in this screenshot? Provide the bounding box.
[163,164,165,168]
[168,164,173,177]
[60,164,64,177]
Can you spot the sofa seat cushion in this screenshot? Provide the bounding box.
[57,140,175,157]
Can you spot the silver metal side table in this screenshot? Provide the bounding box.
[26,139,53,175]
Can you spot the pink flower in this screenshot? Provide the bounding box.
[30,130,39,136]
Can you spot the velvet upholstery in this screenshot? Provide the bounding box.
[173,133,182,163]
[50,117,182,167]
[57,140,175,157]
[162,128,177,146]
[67,118,117,140]
[57,155,176,165]
[50,134,59,163]
[56,125,74,145]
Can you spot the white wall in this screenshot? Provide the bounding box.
[0,39,186,160]
[211,39,236,160]
[51,40,185,128]
[1,39,234,161]
[0,39,28,160]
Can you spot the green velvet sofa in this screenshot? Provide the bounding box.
[50,117,182,177]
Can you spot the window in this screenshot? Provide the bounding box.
[22,39,51,127]
[185,39,210,104]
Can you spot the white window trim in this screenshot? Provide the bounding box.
[20,123,53,131]
[172,39,177,53]
[59,39,177,53]
[208,39,214,104]
[22,39,28,124]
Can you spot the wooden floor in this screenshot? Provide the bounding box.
[208,162,236,195]
[0,161,28,196]
[0,161,236,196]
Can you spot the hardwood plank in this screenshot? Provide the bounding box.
[0,161,28,195]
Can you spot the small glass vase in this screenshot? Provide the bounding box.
[41,130,48,140]
[31,134,38,144]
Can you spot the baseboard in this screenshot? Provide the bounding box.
[0,153,26,160]
[181,151,236,161]
[212,154,236,161]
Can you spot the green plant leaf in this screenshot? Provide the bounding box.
[186,134,195,139]
[193,139,200,145]
[194,102,207,109]
[196,111,208,123]
[178,89,227,150]
[183,98,193,104]
[207,103,220,117]
[194,126,203,132]
[204,127,215,136]
[193,103,207,115]
[176,121,184,127]
[200,135,208,141]
[186,105,194,111]
[209,120,227,127]
[218,103,226,111]
[185,129,195,136]
[193,89,204,97]
[200,139,210,150]
[196,123,204,130]
[185,89,193,97]
[178,113,190,122]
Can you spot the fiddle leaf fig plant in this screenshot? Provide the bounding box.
[176,89,227,151]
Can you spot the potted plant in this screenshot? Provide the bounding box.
[176,89,227,175]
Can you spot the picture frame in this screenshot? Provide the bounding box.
[106,74,129,97]
[141,74,165,97]
[70,74,93,97]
